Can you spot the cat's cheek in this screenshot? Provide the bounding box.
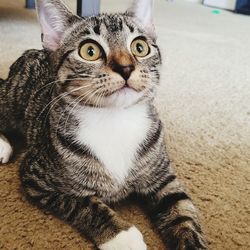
[99,226,147,250]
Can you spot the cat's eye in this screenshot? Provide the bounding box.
[131,39,150,58]
[79,42,102,61]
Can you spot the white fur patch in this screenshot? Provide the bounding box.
[0,135,13,164]
[75,104,151,183]
[99,226,147,250]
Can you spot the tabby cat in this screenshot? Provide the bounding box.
[0,0,207,249]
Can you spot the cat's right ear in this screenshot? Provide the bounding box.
[128,0,156,39]
[36,0,80,51]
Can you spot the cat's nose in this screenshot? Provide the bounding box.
[111,63,135,81]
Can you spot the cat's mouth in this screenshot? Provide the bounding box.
[108,82,140,97]
[120,83,134,91]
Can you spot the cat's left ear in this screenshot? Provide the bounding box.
[128,0,156,39]
[36,0,80,51]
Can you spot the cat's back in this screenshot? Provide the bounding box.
[0,48,54,143]
[19,49,54,143]
[0,49,51,131]
[4,48,51,99]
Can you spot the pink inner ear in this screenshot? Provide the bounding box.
[130,0,155,38]
[42,33,61,51]
[39,5,65,51]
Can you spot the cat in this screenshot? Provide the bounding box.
[0,0,207,249]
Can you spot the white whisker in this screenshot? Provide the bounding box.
[38,85,93,121]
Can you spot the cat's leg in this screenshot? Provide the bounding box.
[20,151,146,250]
[0,134,13,164]
[139,162,207,250]
[0,79,13,164]
[0,111,13,164]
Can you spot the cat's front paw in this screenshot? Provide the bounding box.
[171,227,207,250]
[99,226,147,250]
[0,136,13,164]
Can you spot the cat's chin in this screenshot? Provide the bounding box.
[104,87,145,108]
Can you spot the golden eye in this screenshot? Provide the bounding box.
[131,39,150,57]
[79,42,101,61]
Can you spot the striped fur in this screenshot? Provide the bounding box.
[0,0,207,249]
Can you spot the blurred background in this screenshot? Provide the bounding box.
[0,1,250,250]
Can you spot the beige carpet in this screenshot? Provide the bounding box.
[0,0,250,249]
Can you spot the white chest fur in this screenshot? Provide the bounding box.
[75,104,151,183]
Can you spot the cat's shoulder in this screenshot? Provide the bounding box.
[8,49,50,78]
[21,49,49,60]
[10,49,49,68]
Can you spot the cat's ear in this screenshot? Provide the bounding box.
[36,0,80,51]
[128,0,155,38]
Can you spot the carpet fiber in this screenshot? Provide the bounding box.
[0,0,250,249]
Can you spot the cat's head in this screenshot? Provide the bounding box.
[36,0,161,108]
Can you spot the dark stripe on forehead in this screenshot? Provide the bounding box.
[79,29,91,36]
[124,19,135,33]
[93,17,101,35]
[93,25,100,35]
[127,24,134,33]
[104,15,123,33]
[117,18,123,31]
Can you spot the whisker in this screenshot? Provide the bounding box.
[63,87,102,132]
[95,90,105,108]
[54,95,84,136]
[38,85,93,120]
[33,76,94,96]
[62,92,91,133]
[81,87,101,108]
[56,94,91,155]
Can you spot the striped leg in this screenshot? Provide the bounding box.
[0,79,13,164]
[20,151,146,249]
[145,170,207,249]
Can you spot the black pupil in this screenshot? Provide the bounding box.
[136,43,144,53]
[87,46,95,57]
